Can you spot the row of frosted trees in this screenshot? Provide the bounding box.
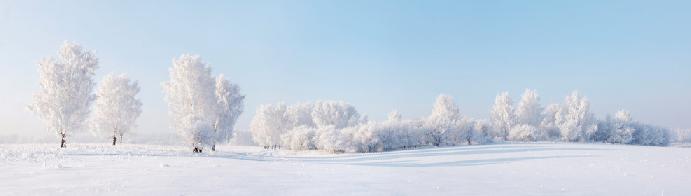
[490,90,668,145]
[31,42,669,153]
[251,90,670,153]
[30,42,245,152]
[30,42,142,148]
[162,54,245,152]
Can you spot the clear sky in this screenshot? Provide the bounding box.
[1,0,690,139]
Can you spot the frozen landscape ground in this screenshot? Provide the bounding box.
[1,143,690,196]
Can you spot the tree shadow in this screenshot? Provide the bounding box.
[347,154,595,167]
[268,144,606,164]
[207,144,605,167]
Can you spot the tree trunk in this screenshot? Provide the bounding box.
[112,136,117,146]
[60,133,66,148]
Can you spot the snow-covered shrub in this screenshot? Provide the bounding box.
[602,111,635,144]
[631,123,669,146]
[671,129,691,143]
[375,117,426,150]
[539,104,562,140]
[508,124,543,141]
[444,118,476,145]
[250,103,291,147]
[281,126,318,150]
[470,120,493,144]
[594,110,670,146]
[91,74,142,145]
[311,101,362,129]
[30,41,99,148]
[341,123,382,153]
[316,126,348,153]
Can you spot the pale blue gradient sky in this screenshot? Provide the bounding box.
[1,1,690,138]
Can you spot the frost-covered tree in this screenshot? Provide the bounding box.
[600,110,669,146]
[603,110,634,143]
[515,89,543,126]
[425,94,462,146]
[311,101,362,129]
[250,103,291,148]
[509,124,543,141]
[212,75,245,151]
[472,120,492,144]
[92,74,142,145]
[539,104,562,139]
[163,54,217,153]
[287,102,316,128]
[281,126,318,150]
[490,92,515,140]
[29,42,98,148]
[555,91,597,142]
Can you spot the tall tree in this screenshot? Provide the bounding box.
[490,92,515,140]
[515,89,543,126]
[212,75,245,151]
[555,91,597,142]
[163,54,217,153]
[30,41,98,148]
[92,74,142,145]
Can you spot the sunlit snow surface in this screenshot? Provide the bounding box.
[1,143,690,195]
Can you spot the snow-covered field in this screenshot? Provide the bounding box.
[1,143,690,196]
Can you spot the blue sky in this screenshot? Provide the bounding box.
[1,0,690,138]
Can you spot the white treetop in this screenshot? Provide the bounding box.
[614,110,632,123]
[92,74,142,145]
[213,74,245,145]
[387,110,402,122]
[426,94,462,146]
[163,54,217,151]
[490,92,515,140]
[555,91,596,142]
[515,89,543,126]
[311,101,362,129]
[30,41,98,148]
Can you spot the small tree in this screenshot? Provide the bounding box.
[30,41,98,148]
[212,75,245,151]
[163,54,217,153]
[92,74,142,145]
[490,92,515,140]
[425,94,462,146]
[250,103,291,148]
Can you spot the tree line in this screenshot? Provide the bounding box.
[30,41,672,153]
[30,42,245,152]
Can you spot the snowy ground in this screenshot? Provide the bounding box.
[1,143,690,196]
